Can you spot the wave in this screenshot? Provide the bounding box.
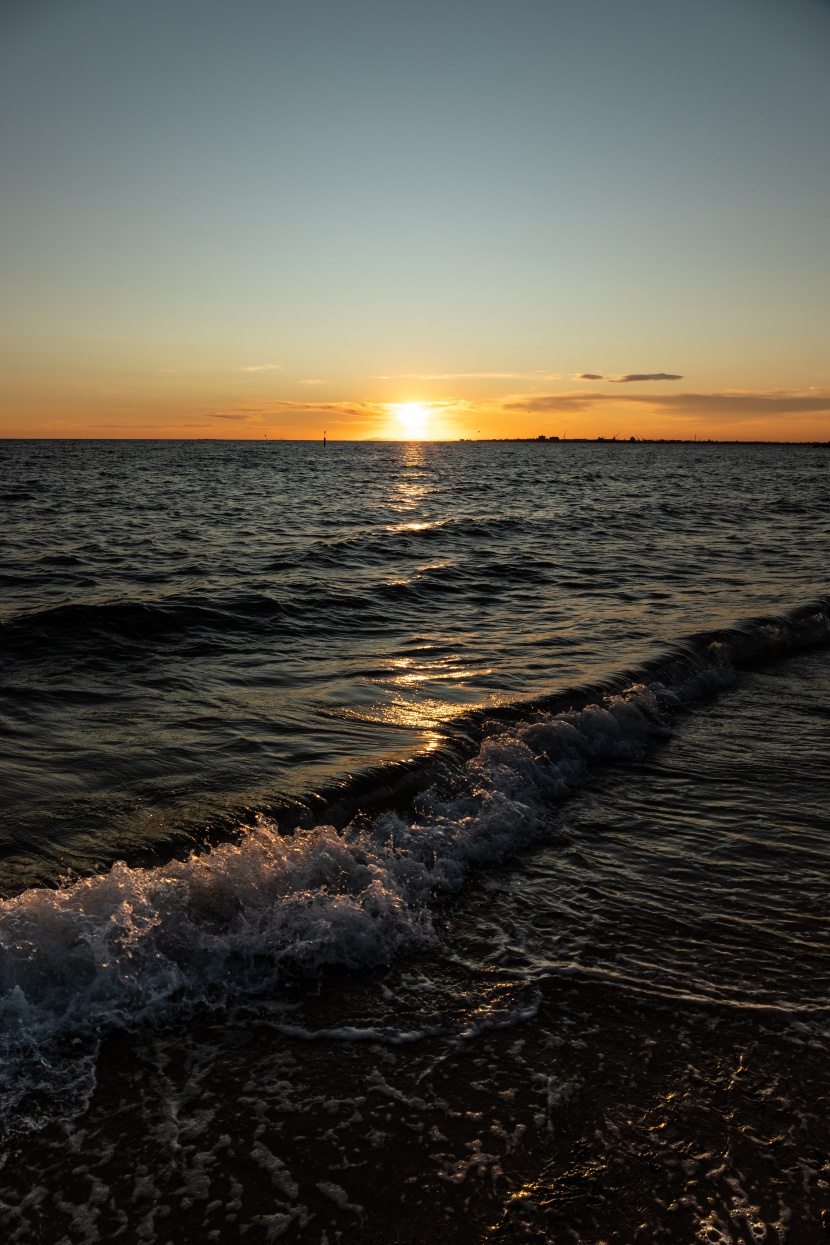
[0,576,539,672]
[0,594,289,658]
[0,576,475,666]
[0,598,828,1139]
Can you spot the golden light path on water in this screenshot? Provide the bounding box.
[335,646,493,745]
[350,436,498,747]
[337,439,487,745]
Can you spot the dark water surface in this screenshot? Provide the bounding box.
[1,440,828,1243]
[2,439,828,889]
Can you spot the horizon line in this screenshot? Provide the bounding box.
[2,436,829,446]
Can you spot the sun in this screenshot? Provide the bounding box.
[394,403,429,438]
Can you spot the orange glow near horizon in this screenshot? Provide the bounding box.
[1,384,830,443]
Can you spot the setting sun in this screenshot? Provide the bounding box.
[394,403,429,438]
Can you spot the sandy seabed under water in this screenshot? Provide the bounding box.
[1,968,829,1244]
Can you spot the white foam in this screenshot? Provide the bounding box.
[458,995,542,1040]
[0,677,711,1136]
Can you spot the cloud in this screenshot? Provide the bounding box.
[383,371,562,381]
[211,399,381,420]
[297,378,325,385]
[505,389,830,420]
[613,373,683,383]
[237,363,283,372]
[575,372,683,383]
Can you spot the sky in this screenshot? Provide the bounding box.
[1,0,829,441]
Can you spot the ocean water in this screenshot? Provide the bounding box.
[1,439,829,1244]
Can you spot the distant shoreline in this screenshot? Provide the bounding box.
[464,436,830,446]
[1,436,829,446]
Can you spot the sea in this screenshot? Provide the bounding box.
[0,438,828,1244]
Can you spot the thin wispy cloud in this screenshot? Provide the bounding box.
[297,379,325,385]
[211,399,380,420]
[574,372,683,383]
[379,371,562,381]
[505,389,830,420]
[237,364,283,373]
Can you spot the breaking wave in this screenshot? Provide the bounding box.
[1,600,828,1140]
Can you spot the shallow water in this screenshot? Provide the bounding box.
[1,439,829,1242]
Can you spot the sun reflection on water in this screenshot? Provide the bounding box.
[333,649,495,749]
[389,444,430,512]
[329,442,493,752]
[385,520,440,533]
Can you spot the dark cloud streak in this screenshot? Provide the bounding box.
[575,372,683,383]
[614,372,683,382]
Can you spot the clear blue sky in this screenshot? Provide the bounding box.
[2,0,829,439]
